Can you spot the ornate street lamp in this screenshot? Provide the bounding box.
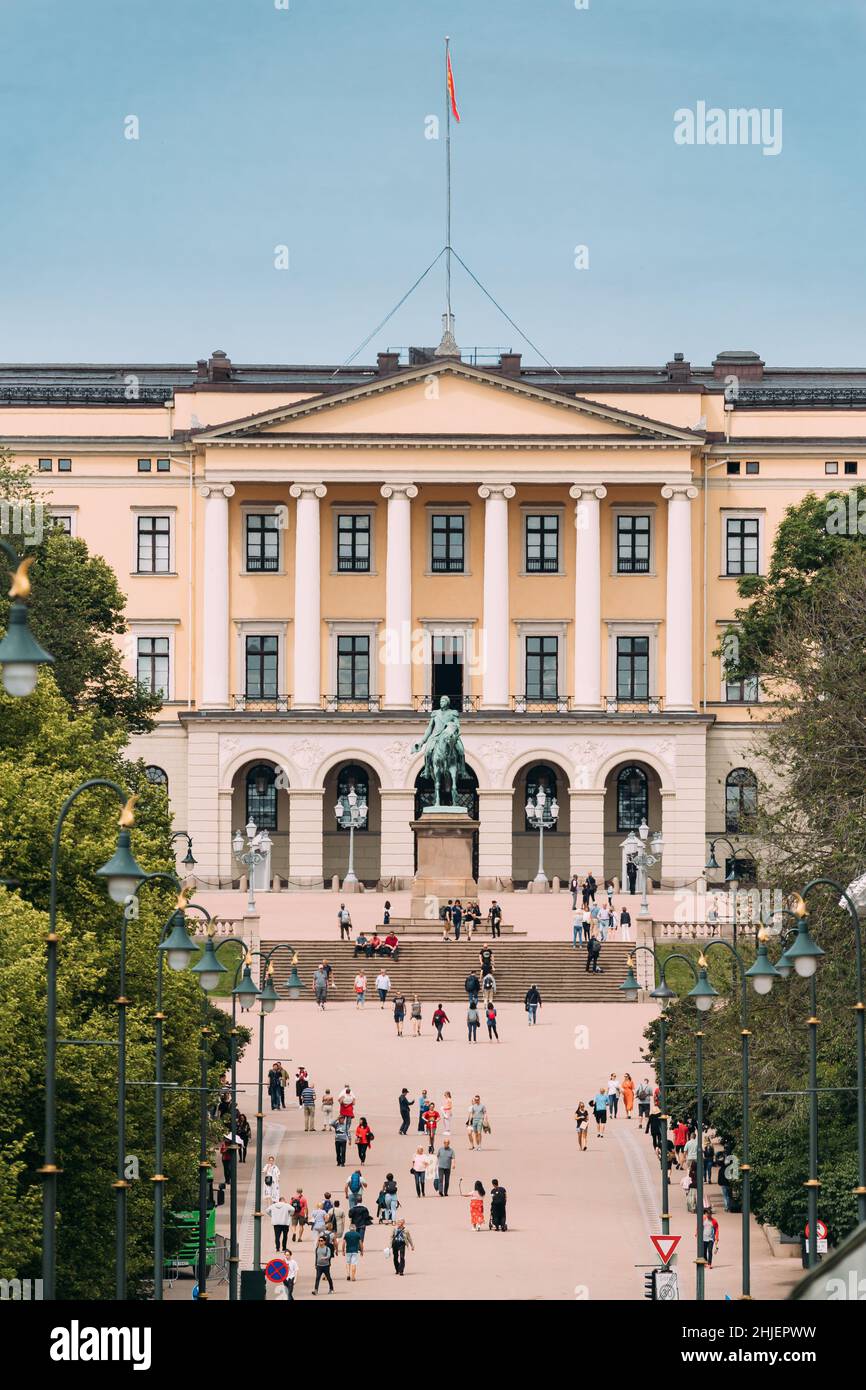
[525,784,559,888]
[334,785,368,890]
[623,819,663,912]
[705,836,741,883]
[0,548,54,696]
[170,830,198,872]
[232,820,273,911]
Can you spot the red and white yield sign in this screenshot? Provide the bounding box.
[650,1234,681,1264]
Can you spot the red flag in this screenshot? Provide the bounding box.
[446,51,460,122]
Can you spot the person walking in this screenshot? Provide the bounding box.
[312,1235,335,1294]
[280,1255,299,1301]
[432,1003,449,1041]
[355,1117,374,1163]
[398,1088,414,1135]
[313,962,329,1009]
[417,1089,431,1132]
[267,1063,282,1112]
[411,1146,428,1197]
[489,1179,507,1232]
[263,1155,281,1204]
[410,994,423,1036]
[703,1140,716,1185]
[620,905,632,940]
[621,1072,635,1120]
[332,1115,350,1167]
[570,874,580,910]
[572,908,583,949]
[320,1087,335,1131]
[290,1189,308,1242]
[390,1219,414,1276]
[440,900,454,942]
[584,872,597,904]
[452,899,463,941]
[672,1119,689,1168]
[294,1067,308,1108]
[478,944,495,979]
[703,1208,719,1268]
[467,1001,480,1042]
[607,1074,620,1120]
[270,1196,290,1251]
[441,1090,453,1135]
[278,1064,289,1108]
[586,934,602,973]
[338,1084,356,1127]
[342,1224,364,1281]
[636,1077,653,1125]
[524,983,542,1025]
[436,1137,455,1195]
[575,1101,589,1152]
[423,1103,441,1154]
[353,970,367,1008]
[375,969,391,1008]
[464,971,481,1008]
[345,1168,366,1207]
[485,1001,499,1040]
[488,900,502,938]
[381,1172,399,1224]
[459,1178,486,1230]
[467,1095,488,1150]
[301,1080,316,1132]
[593,1085,609,1139]
[481,971,496,1006]
[393,993,406,1036]
[338,902,352,941]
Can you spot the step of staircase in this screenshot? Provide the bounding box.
[266,940,634,1003]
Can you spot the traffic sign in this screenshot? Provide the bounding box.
[805,1221,828,1254]
[650,1234,681,1264]
[655,1268,679,1300]
[192,1283,199,1301]
[265,1257,289,1283]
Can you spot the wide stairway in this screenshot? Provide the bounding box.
[266,939,635,1003]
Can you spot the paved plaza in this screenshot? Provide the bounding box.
[177,999,800,1302]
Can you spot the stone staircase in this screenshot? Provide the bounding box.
[265,940,635,1003]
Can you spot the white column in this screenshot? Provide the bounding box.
[199,483,235,708]
[380,483,418,708]
[478,484,515,708]
[477,788,514,889]
[379,789,416,884]
[289,483,327,708]
[569,485,606,708]
[661,484,698,710]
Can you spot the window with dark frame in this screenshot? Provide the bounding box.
[245,634,279,699]
[156,458,171,473]
[525,635,558,699]
[525,514,560,572]
[246,763,277,830]
[136,515,171,573]
[726,767,758,833]
[725,516,760,575]
[337,634,370,699]
[431,513,465,572]
[38,458,52,472]
[245,513,280,572]
[336,763,370,832]
[725,675,759,704]
[57,458,71,472]
[616,514,651,573]
[145,766,168,791]
[337,513,371,572]
[616,635,649,700]
[845,460,859,475]
[617,765,649,831]
[136,636,169,697]
[137,458,152,472]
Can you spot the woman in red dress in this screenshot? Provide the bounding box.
[459,1179,486,1230]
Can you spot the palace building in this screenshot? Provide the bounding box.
[3,343,862,892]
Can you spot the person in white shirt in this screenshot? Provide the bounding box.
[269,1197,291,1250]
[608,909,619,939]
[607,1074,620,1119]
[354,973,367,1008]
[278,1255,299,1300]
[375,971,391,1007]
[263,1156,281,1205]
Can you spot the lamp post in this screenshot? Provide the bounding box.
[620,946,674,1239]
[622,819,663,913]
[40,782,146,1302]
[232,820,272,911]
[170,831,198,874]
[250,944,305,1272]
[705,836,741,885]
[334,787,368,890]
[193,933,260,1301]
[525,785,559,888]
[0,545,54,696]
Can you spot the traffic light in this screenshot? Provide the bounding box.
[644,1270,657,1300]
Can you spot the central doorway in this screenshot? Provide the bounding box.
[431,633,464,711]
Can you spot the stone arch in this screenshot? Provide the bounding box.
[219,745,290,794]
[228,756,290,884]
[510,756,571,887]
[323,758,382,886]
[313,747,391,790]
[601,757,665,886]
[593,746,673,794]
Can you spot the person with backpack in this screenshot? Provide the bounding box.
[393,993,406,1036]
[345,1169,366,1207]
[636,1077,653,1124]
[464,972,480,1007]
[290,1189,308,1242]
[485,1002,499,1041]
[440,900,454,941]
[390,1219,414,1275]
[586,934,602,973]
[338,902,352,940]
[489,1179,507,1231]
[348,1196,373,1247]
[432,1003,449,1041]
[467,1001,480,1043]
[524,984,542,1024]
[381,1172,399,1224]
[354,1117,375,1162]
[332,1115,350,1167]
[338,1084,356,1126]
[312,1235,335,1294]
[488,900,502,938]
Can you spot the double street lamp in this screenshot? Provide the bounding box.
[622,819,663,912]
[334,787,368,890]
[232,820,272,911]
[525,785,559,888]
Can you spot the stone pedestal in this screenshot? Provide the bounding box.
[410,808,478,919]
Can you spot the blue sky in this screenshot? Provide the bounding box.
[1,0,864,365]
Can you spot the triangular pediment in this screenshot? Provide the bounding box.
[193,360,701,445]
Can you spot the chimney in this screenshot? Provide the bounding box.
[499,352,522,377]
[665,352,691,383]
[207,349,232,383]
[712,350,764,382]
[377,351,401,375]
[195,358,208,381]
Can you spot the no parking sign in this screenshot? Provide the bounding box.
[266,1257,289,1283]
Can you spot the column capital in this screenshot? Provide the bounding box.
[289,483,327,500]
[478,483,516,501]
[661,484,698,501]
[569,484,607,501]
[380,483,418,500]
[199,483,235,500]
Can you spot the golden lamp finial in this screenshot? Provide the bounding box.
[698,952,708,969]
[8,555,34,600]
[175,882,194,911]
[119,793,139,828]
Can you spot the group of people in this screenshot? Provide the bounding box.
[266,1178,417,1292]
[569,866,639,907]
[439,898,502,941]
[574,1073,644,1147]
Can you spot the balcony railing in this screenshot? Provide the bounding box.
[323,694,382,713]
[232,693,291,712]
[414,694,478,713]
[512,695,570,714]
[604,695,662,715]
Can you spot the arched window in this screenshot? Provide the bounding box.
[245,763,277,830]
[726,768,757,833]
[145,766,168,792]
[335,763,369,833]
[523,764,559,830]
[617,765,649,831]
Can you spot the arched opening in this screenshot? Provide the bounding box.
[323,760,381,887]
[145,765,168,795]
[511,761,570,886]
[603,761,662,885]
[414,763,479,879]
[230,759,289,885]
[725,768,757,834]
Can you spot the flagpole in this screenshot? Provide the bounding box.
[445,34,452,327]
